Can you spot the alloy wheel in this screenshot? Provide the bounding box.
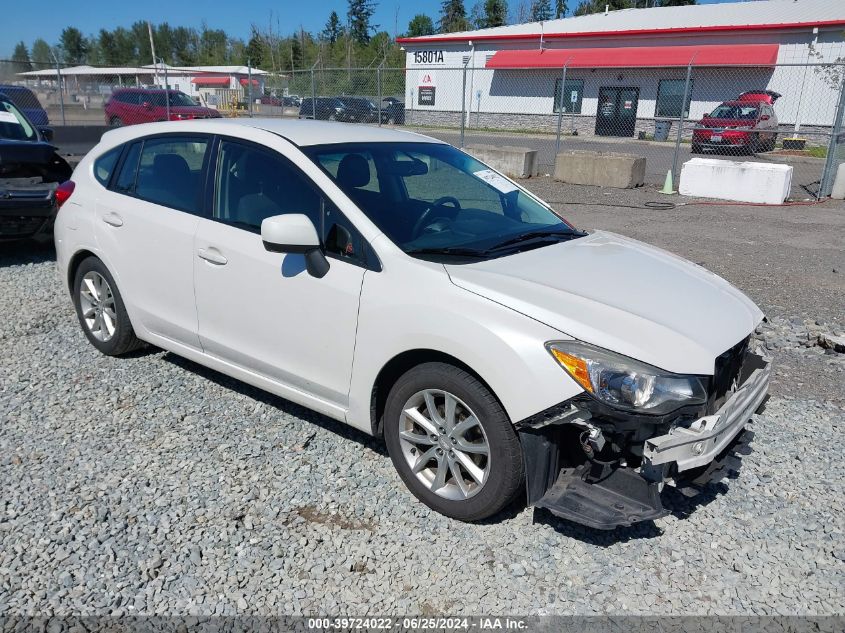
[398,389,490,500]
[79,271,117,342]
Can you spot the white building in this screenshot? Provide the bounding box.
[397,0,845,138]
[18,64,274,103]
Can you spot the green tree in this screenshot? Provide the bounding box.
[482,0,508,27]
[322,11,343,44]
[440,0,470,32]
[348,0,377,44]
[406,14,435,37]
[172,26,198,65]
[555,0,567,17]
[60,27,88,64]
[11,42,32,72]
[31,38,52,65]
[531,0,553,20]
[245,28,265,67]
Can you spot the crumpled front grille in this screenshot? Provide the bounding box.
[707,336,751,414]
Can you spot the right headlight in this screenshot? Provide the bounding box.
[546,341,708,415]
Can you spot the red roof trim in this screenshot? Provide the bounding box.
[485,43,780,68]
[191,76,230,85]
[396,19,845,44]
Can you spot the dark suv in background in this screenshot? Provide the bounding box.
[0,85,49,125]
[299,97,348,121]
[104,88,221,126]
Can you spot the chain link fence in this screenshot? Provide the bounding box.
[2,58,844,198]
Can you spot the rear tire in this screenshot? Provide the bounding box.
[72,256,143,356]
[383,362,524,522]
[109,116,123,127]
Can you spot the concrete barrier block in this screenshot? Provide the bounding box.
[831,163,845,200]
[679,158,793,204]
[466,144,539,178]
[553,150,645,189]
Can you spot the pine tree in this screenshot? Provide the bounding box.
[322,11,343,44]
[555,0,567,18]
[60,27,88,64]
[406,14,435,37]
[348,0,377,44]
[245,28,264,67]
[531,0,553,21]
[482,0,508,27]
[31,39,52,65]
[440,0,470,33]
[11,42,32,72]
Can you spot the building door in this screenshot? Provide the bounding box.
[595,87,640,137]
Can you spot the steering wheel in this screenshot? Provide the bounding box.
[411,196,462,239]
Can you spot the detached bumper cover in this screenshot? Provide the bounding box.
[643,349,770,473]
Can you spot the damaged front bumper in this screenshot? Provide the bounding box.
[520,345,771,530]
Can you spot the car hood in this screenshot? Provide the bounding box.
[445,231,763,375]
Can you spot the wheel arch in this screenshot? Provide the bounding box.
[67,248,98,292]
[369,349,501,438]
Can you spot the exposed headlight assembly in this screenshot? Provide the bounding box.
[546,341,707,415]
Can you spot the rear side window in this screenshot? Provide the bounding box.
[113,142,141,194]
[134,136,209,214]
[93,147,121,186]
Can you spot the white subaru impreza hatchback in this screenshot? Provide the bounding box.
[55,119,770,529]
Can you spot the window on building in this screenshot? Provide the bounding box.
[656,79,693,118]
[553,78,584,114]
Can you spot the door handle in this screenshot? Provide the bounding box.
[197,247,228,266]
[102,212,123,227]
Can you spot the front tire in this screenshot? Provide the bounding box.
[109,116,123,127]
[383,362,524,522]
[72,256,143,356]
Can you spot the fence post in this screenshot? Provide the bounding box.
[377,63,383,127]
[310,60,319,119]
[555,62,569,155]
[672,61,694,188]
[163,62,170,122]
[51,51,65,126]
[460,63,468,148]
[819,68,845,198]
[247,59,253,117]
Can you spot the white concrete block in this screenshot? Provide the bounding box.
[679,158,793,204]
[831,162,845,200]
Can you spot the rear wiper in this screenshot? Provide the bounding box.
[405,246,487,257]
[487,229,581,252]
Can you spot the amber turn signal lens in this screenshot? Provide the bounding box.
[549,348,594,393]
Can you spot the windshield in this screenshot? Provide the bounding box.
[708,104,758,120]
[148,91,196,107]
[303,142,580,260]
[0,96,37,141]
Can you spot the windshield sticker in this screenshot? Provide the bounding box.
[474,169,518,194]
[0,111,19,124]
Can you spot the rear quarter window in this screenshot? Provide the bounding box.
[93,147,122,187]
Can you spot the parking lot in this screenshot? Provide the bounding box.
[1,180,843,616]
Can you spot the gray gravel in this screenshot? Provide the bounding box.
[1,226,844,616]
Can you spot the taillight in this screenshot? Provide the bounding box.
[55,180,75,208]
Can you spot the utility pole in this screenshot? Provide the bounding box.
[148,22,159,87]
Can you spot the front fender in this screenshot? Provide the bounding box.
[346,256,583,433]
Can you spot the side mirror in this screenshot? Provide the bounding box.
[261,214,330,278]
[39,127,54,142]
[760,114,770,121]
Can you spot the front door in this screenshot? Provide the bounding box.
[595,87,640,137]
[193,138,368,411]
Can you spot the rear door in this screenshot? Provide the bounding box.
[94,134,211,347]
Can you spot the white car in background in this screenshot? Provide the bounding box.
[54,119,770,529]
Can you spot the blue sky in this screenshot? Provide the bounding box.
[2,0,735,58]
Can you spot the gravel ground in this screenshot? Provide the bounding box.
[1,189,844,616]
